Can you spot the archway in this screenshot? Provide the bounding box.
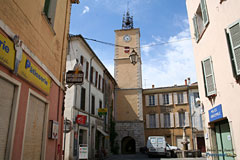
[121,136,136,154]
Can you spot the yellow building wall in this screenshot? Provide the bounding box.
[116,89,140,121]
[0,0,71,82]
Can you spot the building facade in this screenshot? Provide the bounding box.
[0,0,76,159]
[186,0,239,159]
[64,35,116,159]
[143,85,194,150]
[114,11,145,154]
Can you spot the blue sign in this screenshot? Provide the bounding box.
[209,104,223,122]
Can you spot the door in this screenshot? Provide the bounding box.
[0,78,15,159]
[22,94,47,160]
[215,121,235,160]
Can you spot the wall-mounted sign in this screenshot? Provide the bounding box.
[98,108,107,116]
[0,33,15,70]
[79,144,88,159]
[48,120,59,139]
[208,104,223,122]
[17,53,51,94]
[66,70,84,85]
[76,115,87,125]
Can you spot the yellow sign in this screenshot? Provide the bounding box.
[18,53,51,94]
[0,33,15,70]
[98,108,107,113]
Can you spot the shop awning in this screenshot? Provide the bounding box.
[97,127,109,137]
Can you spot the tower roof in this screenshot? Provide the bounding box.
[122,10,133,29]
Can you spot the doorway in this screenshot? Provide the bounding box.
[121,136,136,154]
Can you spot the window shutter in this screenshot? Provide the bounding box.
[145,95,149,106]
[202,57,217,96]
[200,0,209,27]
[146,114,149,128]
[228,22,240,76]
[160,113,164,128]
[43,0,50,16]
[192,15,199,41]
[168,93,173,105]
[170,113,174,128]
[173,92,178,104]
[183,92,188,104]
[159,94,163,105]
[154,94,158,106]
[185,112,190,127]
[175,112,179,127]
[155,114,159,128]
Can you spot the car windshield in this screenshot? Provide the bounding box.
[150,138,156,143]
[157,138,163,143]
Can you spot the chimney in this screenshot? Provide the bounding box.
[188,77,191,85]
[185,79,187,86]
[152,85,155,88]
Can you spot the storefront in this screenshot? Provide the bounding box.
[208,104,235,160]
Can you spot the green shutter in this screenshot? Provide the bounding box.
[228,21,240,76]
[192,15,199,41]
[202,57,217,96]
[200,0,209,27]
[44,0,50,16]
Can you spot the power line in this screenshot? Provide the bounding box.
[83,37,193,50]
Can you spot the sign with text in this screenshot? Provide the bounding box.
[48,120,59,139]
[0,33,15,70]
[208,104,223,122]
[98,108,107,116]
[18,53,51,94]
[79,144,88,159]
[66,70,84,84]
[76,115,87,125]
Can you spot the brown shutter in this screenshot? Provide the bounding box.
[95,71,98,87]
[85,61,89,80]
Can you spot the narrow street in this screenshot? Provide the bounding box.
[105,153,207,160]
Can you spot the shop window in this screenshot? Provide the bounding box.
[192,0,209,42]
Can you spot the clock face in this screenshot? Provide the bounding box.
[123,35,131,42]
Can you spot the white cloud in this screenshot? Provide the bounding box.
[142,42,156,56]
[142,20,196,88]
[82,6,90,15]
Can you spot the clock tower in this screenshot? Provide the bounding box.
[114,10,145,153]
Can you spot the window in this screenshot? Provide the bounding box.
[95,71,98,87]
[80,87,86,111]
[149,95,155,106]
[164,113,170,128]
[202,57,217,97]
[90,67,93,83]
[43,0,57,26]
[91,95,95,115]
[99,100,102,109]
[226,20,240,77]
[102,79,105,93]
[192,0,209,42]
[98,75,101,90]
[177,93,184,104]
[163,94,169,105]
[179,112,185,127]
[193,92,200,107]
[85,61,89,80]
[80,56,84,65]
[149,114,156,128]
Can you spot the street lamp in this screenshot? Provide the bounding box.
[129,49,138,65]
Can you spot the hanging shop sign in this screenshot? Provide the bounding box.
[98,108,107,116]
[66,70,84,85]
[208,104,223,122]
[63,119,72,133]
[17,53,51,94]
[0,32,15,70]
[76,115,87,125]
[48,120,59,139]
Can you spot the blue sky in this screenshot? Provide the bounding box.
[70,0,197,88]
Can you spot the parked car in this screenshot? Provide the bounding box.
[146,136,170,158]
[166,143,180,157]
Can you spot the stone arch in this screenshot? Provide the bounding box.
[121,136,136,154]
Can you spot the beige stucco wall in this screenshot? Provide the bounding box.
[186,0,240,158]
[0,0,70,82]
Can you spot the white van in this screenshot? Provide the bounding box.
[146,136,170,157]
